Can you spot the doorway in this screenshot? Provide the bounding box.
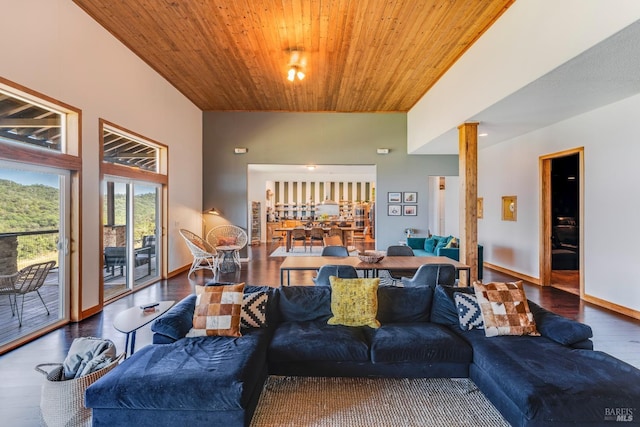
[102,177,161,301]
[0,162,70,347]
[540,149,583,295]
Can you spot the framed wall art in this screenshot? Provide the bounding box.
[388,192,401,203]
[403,192,417,203]
[388,205,402,216]
[403,205,417,216]
[501,195,517,221]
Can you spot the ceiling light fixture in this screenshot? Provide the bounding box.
[287,49,306,82]
[306,165,316,171]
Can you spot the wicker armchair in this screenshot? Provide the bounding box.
[0,260,56,326]
[179,229,220,277]
[206,225,248,270]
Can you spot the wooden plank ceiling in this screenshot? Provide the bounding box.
[74,1,513,112]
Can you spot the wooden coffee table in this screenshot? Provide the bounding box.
[113,301,174,356]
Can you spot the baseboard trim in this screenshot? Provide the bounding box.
[485,263,640,320]
[582,294,640,321]
[484,262,541,285]
[168,264,190,278]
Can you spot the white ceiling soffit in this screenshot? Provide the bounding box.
[414,19,640,154]
[248,164,376,180]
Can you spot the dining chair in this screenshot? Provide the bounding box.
[401,263,456,287]
[290,228,308,252]
[312,265,358,286]
[351,226,369,247]
[309,227,325,249]
[321,245,349,257]
[323,234,343,246]
[386,244,415,282]
[0,260,56,326]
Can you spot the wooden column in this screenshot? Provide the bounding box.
[458,122,479,286]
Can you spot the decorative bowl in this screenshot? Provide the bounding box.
[358,251,385,263]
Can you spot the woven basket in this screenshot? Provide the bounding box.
[358,251,385,263]
[36,353,124,427]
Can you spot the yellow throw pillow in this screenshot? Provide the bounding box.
[328,277,380,328]
[473,281,540,337]
[188,283,244,337]
[445,237,458,248]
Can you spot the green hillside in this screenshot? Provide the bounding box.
[0,179,59,233]
[1,179,157,265]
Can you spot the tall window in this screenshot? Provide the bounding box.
[100,120,167,302]
[0,78,80,353]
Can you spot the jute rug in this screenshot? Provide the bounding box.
[251,376,510,426]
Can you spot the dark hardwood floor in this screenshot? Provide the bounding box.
[1,242,639,426]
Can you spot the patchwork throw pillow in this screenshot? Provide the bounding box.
[454,292,484,330]
[187,283,244,337]
[328,277,380,328]
[241,291,269,328]
[473,281,540,337]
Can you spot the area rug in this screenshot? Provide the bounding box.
[250,376,509,427]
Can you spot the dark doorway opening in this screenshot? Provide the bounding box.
[550,153,580,294]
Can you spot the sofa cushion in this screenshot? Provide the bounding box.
[435,236,452,251]
[454,292,484,331]
[406,237,425,250]
[473,281,539,337]
[269,320,370,363]
[86,331,270,412]
[423,237,437,253]
[377,286,433,323]
[241,290,269,329]
[464,329,640,425]
[328,277,380,328]
[431,284,475,326]
[528,300,592,346]
[188,283,244,337]
[278,286,332,322]
[367,323,473,364]
[445,237,459,248]
[151,294,197,342]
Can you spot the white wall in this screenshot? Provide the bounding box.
[479,93,640,312]
[0,1,202,312]
[408,0,640,154]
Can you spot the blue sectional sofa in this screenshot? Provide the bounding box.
[86,283,640,427]
[407,236,484,279]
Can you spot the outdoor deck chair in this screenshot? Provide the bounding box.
[0,260,56,326]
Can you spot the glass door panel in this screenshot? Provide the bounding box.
[102,180,129,300]
[0,162,69,347]
[133,183,160,287]
[103,178,161,300]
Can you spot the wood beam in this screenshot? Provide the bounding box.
[0,118,60,128]
[458,122,479,286]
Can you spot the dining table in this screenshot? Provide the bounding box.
[279,255,470,286]
[274,226,358,252]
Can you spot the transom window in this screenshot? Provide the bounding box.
[103,127,159,172]
[0,89,64,152]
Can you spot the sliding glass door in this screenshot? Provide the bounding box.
[0,161,70,346]
[102,177,160,301]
